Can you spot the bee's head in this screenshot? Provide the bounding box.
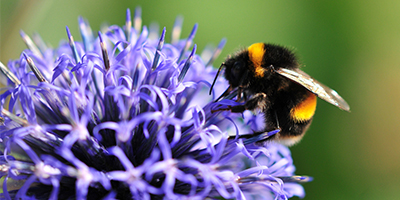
[209,53,249,95]
[223,53,250,88]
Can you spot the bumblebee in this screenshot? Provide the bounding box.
[210,43,350,146]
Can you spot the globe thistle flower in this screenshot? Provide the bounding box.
[0,8,311,199]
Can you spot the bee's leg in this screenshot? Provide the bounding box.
[236,82,250,102]
[242,92,267,111]
[212,92,267,113]
[237,87,243,102]
[242,90,248,102]
[228,129,281,143]
[228,130,266,140]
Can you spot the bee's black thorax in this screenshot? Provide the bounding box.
[261,43,298,70]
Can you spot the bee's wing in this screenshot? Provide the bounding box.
[275,68,350,111]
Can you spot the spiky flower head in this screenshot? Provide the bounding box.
[0,8,310,199]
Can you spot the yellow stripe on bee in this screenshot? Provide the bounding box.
[248,43,266,78]
[290,92,317,122]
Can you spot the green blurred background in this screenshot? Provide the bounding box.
[1,1,400,199]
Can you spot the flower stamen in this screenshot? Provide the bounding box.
[125,8,132,42]
[177,23,198,63]
[151,27,166,70]
[98,32,111,71]
[20,30,42,59]
[134,7,142,34]
[206,38,227,67]
[0,61,21,85]
[23,52,48,83]
[178,44,197,82]
[66,26,81,64]
[171,16,183,44]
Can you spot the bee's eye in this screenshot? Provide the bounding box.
[232,61,244,76]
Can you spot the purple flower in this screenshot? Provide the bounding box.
[0,8,311,199]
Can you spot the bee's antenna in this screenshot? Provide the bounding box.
[209,63,225,95]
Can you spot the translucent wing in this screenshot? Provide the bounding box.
[275,68,350,111]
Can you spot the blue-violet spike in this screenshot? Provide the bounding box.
[66,26,81,64]
[177,23,198,63]
[20,30,42,58]
[1,109,28,126]
[78,16,94,52]
[0,61,21,85]
[206,38,227,67]
[152,27,166,70]
[98,32,110,71]
[171,16,183,44]
[134,7,142,33]
[125,8,132,42]
[23,52,47,83]
[178,44,196,82]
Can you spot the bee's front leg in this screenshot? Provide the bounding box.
[212,92,267,113]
